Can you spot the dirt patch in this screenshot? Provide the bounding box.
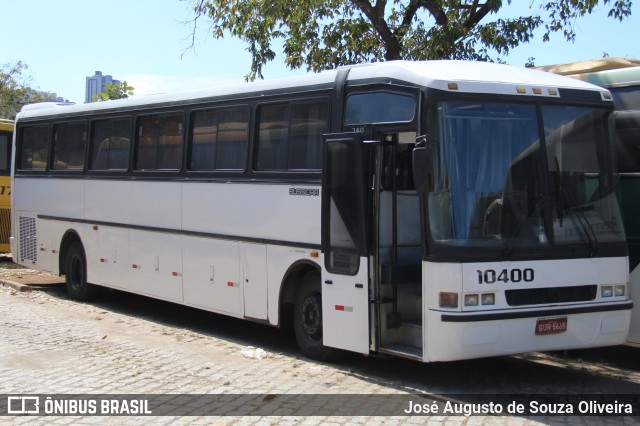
[0,254,64,285]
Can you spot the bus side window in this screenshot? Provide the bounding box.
[18,125,49,170]
[52,121,87,170]
[91,118,131,171]
[135,113,183,171]
[189,107,249,171]
[256,100,328,171]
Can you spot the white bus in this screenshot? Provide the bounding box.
[11,60,632,362]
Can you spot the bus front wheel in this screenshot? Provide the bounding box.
[65,241,100,301]
[293,270,335,361]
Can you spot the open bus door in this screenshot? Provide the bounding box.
[321,133,370,354]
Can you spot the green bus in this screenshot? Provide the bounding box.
[540,58,640,345]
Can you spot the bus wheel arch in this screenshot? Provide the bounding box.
[59,232,100,301]
[292,269,335,361]
[279,260,319,330]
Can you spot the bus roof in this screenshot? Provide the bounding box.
[0,119,14,131]
[17,60,611,120]
[537,57,640,89]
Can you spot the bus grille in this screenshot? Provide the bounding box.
[18,216,37,263]
[505,285,597,306]
[0,208,9,245]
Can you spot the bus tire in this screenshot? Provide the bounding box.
[65,241,100,301]
[293,270,335,361]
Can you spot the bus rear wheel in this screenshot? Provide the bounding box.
[65,241,100,301]
[293,270,335,361]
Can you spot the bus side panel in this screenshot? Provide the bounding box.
[13,178,85,220]
[90,226,131,289]
[240,242,268,320]
[13,178,85,272]
[182,236,242,317]
[181,182,321,244]
[85,180,132,225]
[129,230,183,303]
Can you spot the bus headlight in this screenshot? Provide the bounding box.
[464,294,479,306]
[614,285,626,297]
[439,292,458,308]
[601,286,613,298]
[481,293,495,305]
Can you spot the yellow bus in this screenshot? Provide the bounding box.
[0,119,12,253]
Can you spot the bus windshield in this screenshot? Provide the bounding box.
[427,101,625,253]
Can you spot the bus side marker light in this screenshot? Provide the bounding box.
[614,285,625,297]
[548,88,558,96]
[439,292,458,308]
[481,293,495,305]
[335,305,353,312]
[310,251,319,258]
[447,82,459,90]
[516,86,526,94]
[532,88,542,95]
[602,91,612,100]
[601,286,613,298]
[464,294,479,306]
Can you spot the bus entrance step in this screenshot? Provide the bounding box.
[379,344,423,360]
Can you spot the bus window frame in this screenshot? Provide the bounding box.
[343,85,420,128]
[252,96,331,176]
[87,115,134,174]
[186,103,251,174]
[133,110,186,173]
[50,119,89,173]
[16,123,51,173]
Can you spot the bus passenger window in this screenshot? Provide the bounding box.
[289,102,327,170]
[256,100,328,171]
[52,122,87,170]
[257,104,289,170]
[18,125,49,170]
[135,113,183,171]
[189,107,248,171]
[90,118,131,170]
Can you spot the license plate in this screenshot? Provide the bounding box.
[535,317,568,335]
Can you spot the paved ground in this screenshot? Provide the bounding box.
[1,257,639,425]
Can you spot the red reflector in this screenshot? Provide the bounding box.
[132,264,139,269]
[227,282,234,287]
[172,272,180,277]
[100,259,107,263]
[335,305,345,311]
[52,250,57,254]
[40,248,45,251]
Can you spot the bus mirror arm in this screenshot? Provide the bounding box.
[412,146,433,193]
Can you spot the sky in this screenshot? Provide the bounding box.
[2,0,639,104]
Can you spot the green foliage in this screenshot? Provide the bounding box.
[93,81,135,102]
[0,61,59,119]
[190,0,632,81]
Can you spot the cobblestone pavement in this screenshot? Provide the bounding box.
[1,263,639,425]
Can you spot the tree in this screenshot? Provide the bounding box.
[0,61,60,119]
[93,81,135,102]
[189,0,633,81]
